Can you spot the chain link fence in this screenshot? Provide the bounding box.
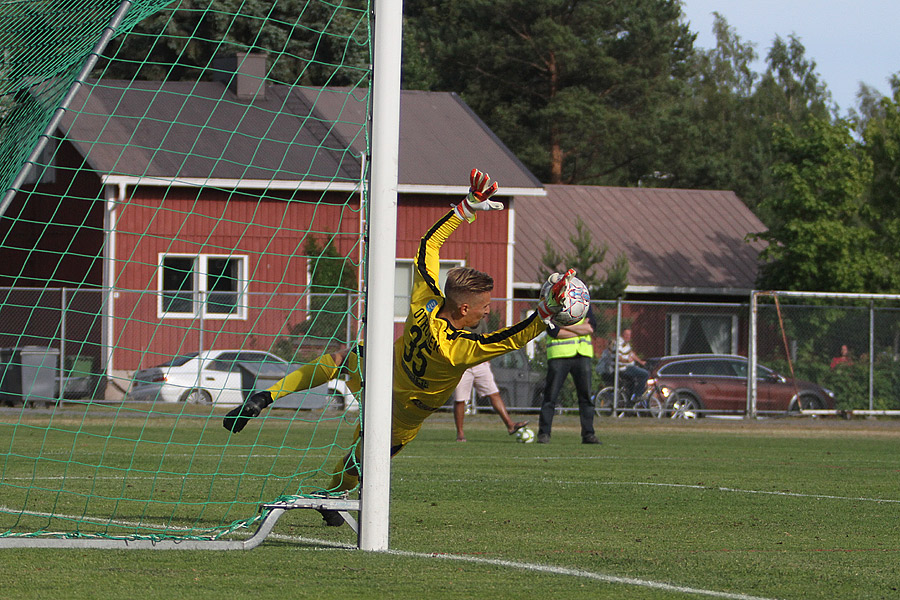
[0,288,361,405]
[2,287,898,416]
[470,297,751,415]
[475,294,900,417]
[752,291,900,415]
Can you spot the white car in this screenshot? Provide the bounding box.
[126,349,357,409]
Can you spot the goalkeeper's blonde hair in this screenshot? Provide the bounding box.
[444,267,493,303]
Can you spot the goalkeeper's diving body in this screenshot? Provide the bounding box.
[224,168,574,526]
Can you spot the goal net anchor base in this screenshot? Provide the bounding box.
[0,497,360,550]
[262,496,360,535]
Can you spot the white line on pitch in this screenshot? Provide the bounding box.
[585,481,900,504]
[213,530,786,600]
[430,477,900,504]
[385,548,781,600]
[5,471,899,505]
[0,505,780,598]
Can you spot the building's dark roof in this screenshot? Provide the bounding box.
[308,87,542,192]
[514,185,767,295]
[57,80,542,192]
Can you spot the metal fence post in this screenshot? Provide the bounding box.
[613,298,623,412]
[746,291,758,419]
[60,287,67,403]
[199,291,205,354]
[869,300,875,411]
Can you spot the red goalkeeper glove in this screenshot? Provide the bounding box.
[453,168,502,222]
[536,269,576,323]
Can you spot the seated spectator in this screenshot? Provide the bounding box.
[610,328,649,399]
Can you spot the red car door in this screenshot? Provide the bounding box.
[728,358,784,413]
[703,359,749,413]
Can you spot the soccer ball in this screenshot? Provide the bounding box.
[515,427,535,443]
[553,276,591,326]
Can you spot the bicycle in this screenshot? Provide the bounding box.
[593,374,666,418]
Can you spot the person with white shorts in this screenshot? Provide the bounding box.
[453,360,528,442]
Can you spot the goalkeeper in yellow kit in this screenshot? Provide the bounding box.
[224,168,571,525]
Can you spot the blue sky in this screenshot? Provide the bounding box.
[680,0,900,114]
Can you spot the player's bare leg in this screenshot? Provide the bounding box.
[453,400,467,441]
[487,392,528,434]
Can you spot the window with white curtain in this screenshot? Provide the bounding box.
[668,313,738,355]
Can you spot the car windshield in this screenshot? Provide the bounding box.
[157,353,199,368]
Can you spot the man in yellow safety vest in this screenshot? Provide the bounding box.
[537,308,599,444]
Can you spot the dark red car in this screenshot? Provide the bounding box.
[648,354,836,418]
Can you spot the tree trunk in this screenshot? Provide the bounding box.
[548,51,562,183]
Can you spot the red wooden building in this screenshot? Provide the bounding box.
[2,61,544,387]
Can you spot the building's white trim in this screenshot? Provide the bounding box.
[101,175,361,191]
[397,184,546,197]
[514,282,753,297]
[101,175,547,197]
[625,285,754,296]
[102,183,125,374]
[505,205,516,327]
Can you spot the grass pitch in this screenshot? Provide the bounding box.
[1,409,898,599]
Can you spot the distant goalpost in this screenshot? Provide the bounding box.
[0,0,400,551]
[750,290,900,418]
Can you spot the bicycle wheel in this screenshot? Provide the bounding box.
[646,393,665,418]
[594,386,630,417]
[593,387,618,416]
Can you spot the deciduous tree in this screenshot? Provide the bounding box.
[754,117,884,292]
[862,83,900,284]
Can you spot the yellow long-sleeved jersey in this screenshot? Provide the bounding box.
[390,210,546,444]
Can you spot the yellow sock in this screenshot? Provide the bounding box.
[342,350,362,394]
[327,470,359,494]
[266,354,339,400]
[327,430,361,493]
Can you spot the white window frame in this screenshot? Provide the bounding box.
[394,259,464,321]
[157,253,248,320]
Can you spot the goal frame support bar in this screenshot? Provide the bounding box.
[0,498,359,550]
[359,0,403,552]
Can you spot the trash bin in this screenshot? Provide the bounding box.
[0,346,60,407]
[60,355,99,399]
[0,347,19,406]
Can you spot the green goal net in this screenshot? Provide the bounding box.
[0,0,372,548]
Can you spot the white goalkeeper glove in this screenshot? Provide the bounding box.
[453,168,502,222]
[536,269,576,324]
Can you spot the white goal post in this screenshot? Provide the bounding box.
[359,0,403,552]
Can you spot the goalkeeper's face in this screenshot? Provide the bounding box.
[460,291,492,328]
